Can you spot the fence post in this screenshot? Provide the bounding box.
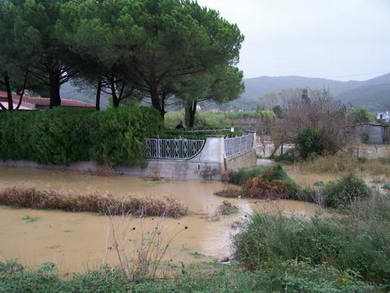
[157,139,161,159]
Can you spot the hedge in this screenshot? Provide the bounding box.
[0,106,162,166]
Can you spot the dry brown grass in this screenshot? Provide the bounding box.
[289,153,390,180]
[0,187,188,218]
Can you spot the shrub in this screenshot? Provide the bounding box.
[261,165,289,182]
[234,213,390,284]
[220,165,302,200]
[0,106,162,166]
[241,165,301,200]
[159,128,242,140]
[91,106,162,166]
[228,166,267,185]
[324,174,371,208]
[295,128,324,159]
[274,149,297,163]
[242,177,298,200]
[0,188,187,218]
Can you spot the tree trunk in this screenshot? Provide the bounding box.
[15,72,29,110]
[49,68,61,108]
[96,80,102,111]
[185,100,197,128]
[3,72,13,111]
[150,83,165,118]
[110,81,120,107]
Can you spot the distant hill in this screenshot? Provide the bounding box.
[61,73,390,112]
[221,73,390,111]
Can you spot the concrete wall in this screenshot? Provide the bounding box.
[225,150,257,172]
[0,137,257,181]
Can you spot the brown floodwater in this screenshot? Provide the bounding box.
[0,167,325,275]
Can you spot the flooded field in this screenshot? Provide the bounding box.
[0,167,324,275]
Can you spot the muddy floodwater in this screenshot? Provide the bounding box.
[0,167,324,275]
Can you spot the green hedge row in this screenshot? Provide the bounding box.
[0,106,162,166]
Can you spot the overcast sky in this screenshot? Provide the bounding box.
[197,0,390,81]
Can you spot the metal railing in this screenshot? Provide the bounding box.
[224,133,254,158]
[145,138,206,160]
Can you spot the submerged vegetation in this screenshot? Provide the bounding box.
[0,188,188,218]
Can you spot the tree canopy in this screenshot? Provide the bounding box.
[0,0,40,110]
[175,65,244,128]
[1,0,244,117]
[58,0,244,115]
[1,0,77,107]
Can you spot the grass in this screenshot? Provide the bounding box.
[0,188,188,218]
[165,110,271,130]
[291,153,390,178]
[0,260,377,292]
[233,194,390,285]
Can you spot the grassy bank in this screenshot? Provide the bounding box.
[0,260,376,292]
[234,194,390,286]
[0,188,188,218]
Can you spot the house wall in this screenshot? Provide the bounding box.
[356,125,385,144]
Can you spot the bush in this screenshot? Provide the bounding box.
[241,165,301,200]
[242,177,298,200]
[324,174,371,208]
[261,165,289,182]
[92,106,162,166]
[0,106,162,166]
[274,149,297,163]
[228,166,267,185]
[159,128,242,140]
[234,213,390,284]
[0,188,188,218]
[295,128,324,159]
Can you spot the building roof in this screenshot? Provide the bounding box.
[0,91,95,109]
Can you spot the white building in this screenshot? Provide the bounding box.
[377,111,390,123]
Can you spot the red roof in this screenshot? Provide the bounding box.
[0,91,95,108]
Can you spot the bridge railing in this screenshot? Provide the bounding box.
[224,133,254,158]
[145,138,206,160]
